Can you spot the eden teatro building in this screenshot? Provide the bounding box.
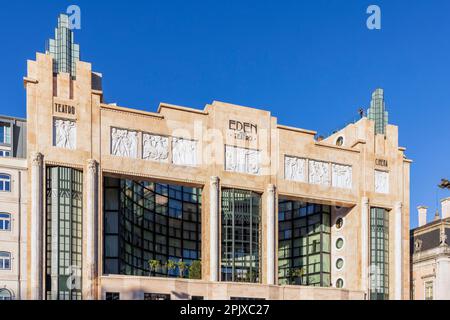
[23,15,411,300]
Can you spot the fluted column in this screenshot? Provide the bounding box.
[266,184,276,285]
[209,177,220,282]
[394,202,403,300]
[85,160,98,300]
[361,197,369,296]
[31,153,43,300]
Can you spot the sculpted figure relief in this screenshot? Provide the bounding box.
[111,128,138,158]
[143,134,169,162]
[172,138,197,166]
[375,170,389,194]
[332,164,352,189]
[285,156,307,183]
[54,119,76,150]
[225,146,261,175]
[309,160,330,186]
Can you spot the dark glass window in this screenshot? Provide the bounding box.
[0,252,11,270]
[278,200,331,287]
[191,296,204,300]
[221,189,261,283]
[103,177,202,278]
[144,293,171,300]
[45,167,83,300]
[105,292,120,300]
[369,207,389,300]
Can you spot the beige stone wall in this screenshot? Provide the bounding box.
[24,53,411,300]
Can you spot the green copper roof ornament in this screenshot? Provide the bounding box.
[46,14,80,78]
[367,88,389,135]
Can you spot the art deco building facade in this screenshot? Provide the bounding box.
[0,116,27,300]
[22,16,411,300]
[410,199,450,300]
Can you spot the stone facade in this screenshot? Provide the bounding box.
[23,53,411,300]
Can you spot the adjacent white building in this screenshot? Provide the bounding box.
[411,198,450,300]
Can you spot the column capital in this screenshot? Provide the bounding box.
[32,152,43,167]
[362,197,369,206]
[210,176,220,186]
[267,184,276,194]
[87,159,98,174]
[395,201,403,210]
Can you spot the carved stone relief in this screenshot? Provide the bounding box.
[172,138,197,166]
[54,119,76,150]
[309,160,331,186]
[225,146,261,175]
[374,170,389,194]
[332,164,353,189]
[143,134,169,163]
[285,156,307,183]
[111,128,138,158]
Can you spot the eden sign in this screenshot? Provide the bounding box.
[229,120,258,141]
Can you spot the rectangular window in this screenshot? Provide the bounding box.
[0,151,10,157]
[425,281,433,300]
[45,167,83,300]
[0,252,11,270]
[105,292,120,300]
[221,189,261,283]
[369,207,389,300]
[0,175,11,192]
[0,124,11,144]
[0,213,11,231]
[278,201,331,287]
[144,293,171,300]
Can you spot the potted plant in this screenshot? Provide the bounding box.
[188,260,202,280]
[178,260,187,278]
[166,259,177,277]
[148,259,161,276]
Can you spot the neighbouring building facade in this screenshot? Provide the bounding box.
[22,15,411,300]
[0,116,27,300]
[410,199,450,300]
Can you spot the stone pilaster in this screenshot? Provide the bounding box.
[394,201,403,300]
[85,159,98,299]
[31,152,43,300]
[266,184,276,285]
[209,177,220,282]
[361,197,369,296]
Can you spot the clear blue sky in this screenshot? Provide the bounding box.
[0,0,449,228]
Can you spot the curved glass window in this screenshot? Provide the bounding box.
[0,252,11,270]
[0,174,11,192]
[103,177,202,278]
[221,189,261,283]
[278,200,331,287]
[0,213,11,231]
[0,289,12,300]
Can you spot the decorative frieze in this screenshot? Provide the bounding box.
[53,119,76,150]
[111,128,138,158]
[285,156,307,183]
[309,160,331,186]
[142,134,169,163]
[172,138,198,167]
[225,145,261,175]
[332,164,353,189]
[375,170,389,194]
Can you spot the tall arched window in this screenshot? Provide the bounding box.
[0,213,11,231]
[0,288,12,300]
[0,174,11,192]
[0,252,11,270]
